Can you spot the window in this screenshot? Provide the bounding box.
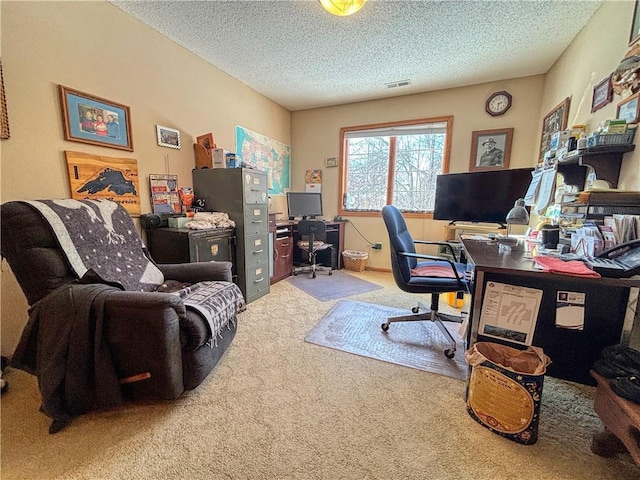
[339,117,452,216]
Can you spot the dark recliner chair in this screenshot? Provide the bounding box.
[294,220,333,278]
[1,200,244,429]
[381,205,469,358]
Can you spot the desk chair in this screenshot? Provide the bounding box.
[381,205,469,358]
[294,220,333,278]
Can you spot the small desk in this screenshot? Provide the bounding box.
[462,236,640,385]
[292,221,346,270]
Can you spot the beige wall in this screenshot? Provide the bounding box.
[542,0,639,190]
[292,77,545,266]
[0,1,291,354]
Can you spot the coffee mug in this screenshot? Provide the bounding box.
[540,224,560,249]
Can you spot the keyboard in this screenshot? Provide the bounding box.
[583,257,626,277]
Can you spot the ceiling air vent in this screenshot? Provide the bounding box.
[385,79,410,89]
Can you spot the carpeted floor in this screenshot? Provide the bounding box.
[305,299,468,380]
[286,269,382,301]
[1,270,638,479]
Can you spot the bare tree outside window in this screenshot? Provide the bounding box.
[340,117,452,216]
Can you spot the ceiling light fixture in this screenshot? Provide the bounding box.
[319,0,367,16]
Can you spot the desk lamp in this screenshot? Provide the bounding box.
[497,198,529,248]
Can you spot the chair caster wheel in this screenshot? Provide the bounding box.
[444,349,455,359]
[312,273,316,278]
[329,272,332,275]
[412,307,420,313]
[381,323,389,332]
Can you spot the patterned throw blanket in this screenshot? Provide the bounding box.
[172,282,246,345]
[24,199,164,292]
[24,199,245,341]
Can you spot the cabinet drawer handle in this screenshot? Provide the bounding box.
[281,254,290,259]
[254,249,264,254]
[252,220,263,223]
[254,277,265,283]
[281,242,290,247]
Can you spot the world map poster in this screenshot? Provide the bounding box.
[235,125,291,195]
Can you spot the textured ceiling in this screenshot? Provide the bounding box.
[110,0,604,111]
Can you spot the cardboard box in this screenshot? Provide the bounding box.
[212,148,229,168]
[168,216,190,229]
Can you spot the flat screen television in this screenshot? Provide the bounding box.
[433,168,533,225]
[287,192,323,220]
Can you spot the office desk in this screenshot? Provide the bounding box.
[292,221,346,269]
[462,236,640,385]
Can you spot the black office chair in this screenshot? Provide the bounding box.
[381,205,469,358]
[294,220,333,278]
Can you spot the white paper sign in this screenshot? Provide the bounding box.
[478,282,543,346]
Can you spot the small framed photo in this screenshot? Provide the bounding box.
[156,125,181,149]
[325,156,338,167]
[59,85,133,151]
[539,97,570,160]
[591,74,612,113]
[469,128,513,171]
[616,92,640,124]
[630,0,640,46]
[196,132,215,152]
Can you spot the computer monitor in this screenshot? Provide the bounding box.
[433,168,533,226]
[287,192,323,220]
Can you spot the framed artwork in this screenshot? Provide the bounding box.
[591,75,613,113]
[325,156,338,167]
[469,128,513,171]
[156,125,181,149]
[616,92,640,123]
[196,132,215,152]
[0,61,9,140]
[631,0,640,46]
[59,85,133,151]
[65,150,141,216]
[539,97,570,160]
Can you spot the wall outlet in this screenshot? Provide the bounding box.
[373,242,382,250]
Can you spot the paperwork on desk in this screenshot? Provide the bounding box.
[523,166,556,215]
[478,282,542,346]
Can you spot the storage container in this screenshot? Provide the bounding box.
[342,250,367,272]
[465,342,551,445]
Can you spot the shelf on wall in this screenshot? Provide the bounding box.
[557,144,635,190]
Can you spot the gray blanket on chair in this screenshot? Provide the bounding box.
[11,282,124,434]
[23,199,164,292]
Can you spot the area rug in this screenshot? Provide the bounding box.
[305,299,468,380]
[286,270,382,301]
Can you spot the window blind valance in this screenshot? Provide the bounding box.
[344,122,447,139]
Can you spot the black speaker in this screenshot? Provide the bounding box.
[140,214,162,229]
[140,213,179,229]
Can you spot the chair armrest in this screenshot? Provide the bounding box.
[157,261,233,283]
[398,251,464,282]
[103,291,188,399]
[413,240,460,262]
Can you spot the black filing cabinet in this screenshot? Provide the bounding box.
[146,227,236,273]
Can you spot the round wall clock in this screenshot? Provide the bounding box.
[486,91,513,116]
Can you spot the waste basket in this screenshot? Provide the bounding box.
[465,342,551,445]
[342,250,367,272]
